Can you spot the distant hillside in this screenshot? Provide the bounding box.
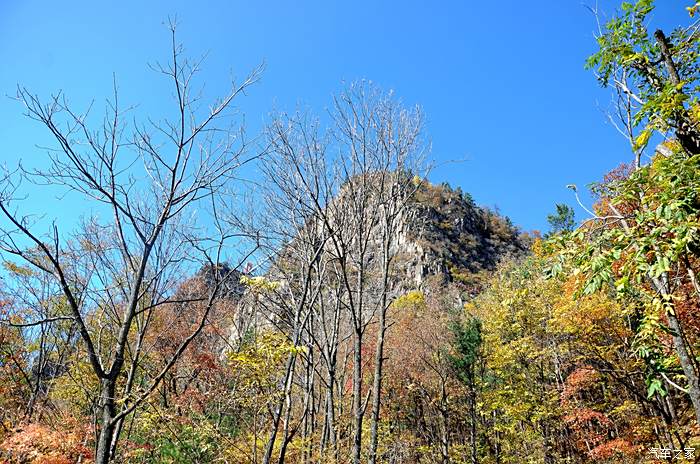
[394,180,528,290]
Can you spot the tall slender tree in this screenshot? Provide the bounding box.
[0,22,262,463]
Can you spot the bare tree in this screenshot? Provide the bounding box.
[0,22,262,463]
[332,86,428,464]
[0,261,80,423]
[254,113,333,464]
[261,82,427,463]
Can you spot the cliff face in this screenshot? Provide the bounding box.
[225,178,527,348]
[232,176,527,307]
[393,181,527,289]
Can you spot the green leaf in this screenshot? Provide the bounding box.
[647,378,666,398]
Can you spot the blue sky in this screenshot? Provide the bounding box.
[0,1,690,234]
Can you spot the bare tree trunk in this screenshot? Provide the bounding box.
[468,409,477,463]
[651,268,700,424]
[109,306,153,458]
[276,357,297,464]
[325,375,337,448]
[301,342,314,464]
[95,379,117,464]
[666,308,700,424]
[352,326,364,464]
[263,346,297,464]
[439,381,450,464]
[653,29,700,155]
[368,313,386,464]
[369,222,392,464]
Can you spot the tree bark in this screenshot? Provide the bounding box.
[654,29,700,155]
[665,309,700,424]
[95,379,117,464]
[352,328,364,464]
[651,272,700,425]
[468,372,478,464]
[368,222,392,464]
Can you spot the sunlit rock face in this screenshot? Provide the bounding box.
[392,181,527,290]
[231,178,527,333]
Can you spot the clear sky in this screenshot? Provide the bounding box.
[0,1,690,234]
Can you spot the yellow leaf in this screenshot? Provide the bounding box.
[634,129,652,150]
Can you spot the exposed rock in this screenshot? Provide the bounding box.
[393,181,527,290]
